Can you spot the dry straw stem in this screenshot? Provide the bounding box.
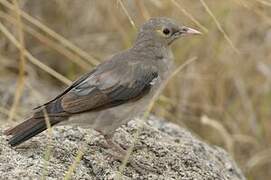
[200,115,234,155]
[254,0,271,7]
[234,78,259,138]
[0,0,99,66]
[63,149,85,180]
[134,0,150,20]
[0,106,21,121]
[0,21,72,85]
[116,56,198,178]
[245,148,271,173]
[7,0,26,122]
[24,82,54,180]
[171,0,209,33]
[232,134,260,147]
[108,6,133,48]
[25,81,46,103]
[0,11,90,70]
[41,108,53,180]
[234,0,271,25]
[117,0,137,30]
[199,0,240,54]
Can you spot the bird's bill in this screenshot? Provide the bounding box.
[180,26,202,36]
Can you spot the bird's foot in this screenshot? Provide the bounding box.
[102,135,157,174]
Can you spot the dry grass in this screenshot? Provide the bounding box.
[0,0,270,179]
[7,0,26,122]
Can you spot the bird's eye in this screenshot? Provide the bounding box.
[162,28,170,35]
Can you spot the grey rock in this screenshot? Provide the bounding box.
[0,117,245,180]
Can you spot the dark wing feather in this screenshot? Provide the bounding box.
[34,70,96,110]
[61,62,158,114]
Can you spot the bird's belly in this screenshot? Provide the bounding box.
[61,80,161,135]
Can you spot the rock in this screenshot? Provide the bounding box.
[0,117,245,180]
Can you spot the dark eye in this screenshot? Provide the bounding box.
[162,28,170,35]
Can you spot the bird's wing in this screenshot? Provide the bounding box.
[60,61,158,113]
[34,70,97,110]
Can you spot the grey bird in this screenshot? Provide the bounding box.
[4,17,200,155]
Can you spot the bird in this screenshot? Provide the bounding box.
[4,17,201,156]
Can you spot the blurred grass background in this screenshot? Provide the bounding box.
[0,0,270,179]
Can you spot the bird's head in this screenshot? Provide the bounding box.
[136,17,201,46]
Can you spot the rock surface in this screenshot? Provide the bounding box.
[0,116,245,180]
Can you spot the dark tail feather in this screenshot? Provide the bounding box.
[4,98,69,146]
[4,115,67,147]
[4,117,35,136]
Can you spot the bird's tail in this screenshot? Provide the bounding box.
[4,99,69,147]
[4,116,64,147]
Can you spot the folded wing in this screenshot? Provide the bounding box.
[61,61,158,113]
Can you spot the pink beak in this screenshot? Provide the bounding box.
[181,26,202,35]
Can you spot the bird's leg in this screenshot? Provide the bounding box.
[103,134,150,173]
[101,133,157,173]
[103,134,127,160]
